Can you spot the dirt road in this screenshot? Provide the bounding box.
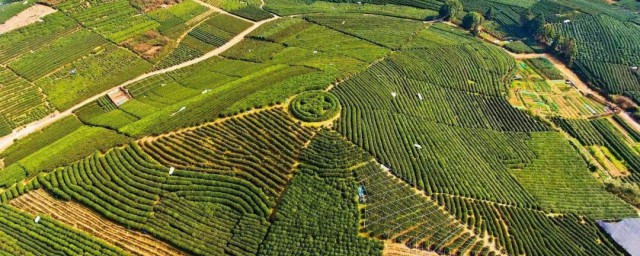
[0,3,279,153]
[508,51,640,133]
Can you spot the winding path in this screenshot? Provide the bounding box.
[0,2,279,152]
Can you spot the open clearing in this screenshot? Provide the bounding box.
[0,4,55,34]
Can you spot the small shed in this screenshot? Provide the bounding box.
[34,216,41,223]
[169,167,175,175]
[413,144,422,149]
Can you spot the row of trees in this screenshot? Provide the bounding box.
[439,0,484,35]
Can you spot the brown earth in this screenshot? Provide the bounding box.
[0,4,56,34]
[383,241,440,256]
[10,189,186,256]
[121,30,170,60]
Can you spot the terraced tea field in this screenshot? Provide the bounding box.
[0,0,639,255]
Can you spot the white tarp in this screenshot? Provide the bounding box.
[598,218,640,256]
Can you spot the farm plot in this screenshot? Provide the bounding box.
[0,116,83,169]
[17,126,132,175]
[508,132,636,219]
[148,0,209,38]
[552,15,640,95]
[154,13,252,69]
[7,29,106,81]
[553,117,640,186]
[37,45,152,110]
[508,60,609,119]
[437,194,627,256]
[356,162,488,255]
[139,109,314,203]
[0,204,126,255]
[0,12,79,64]
[304,13,426,49]
[119,62,315,137]
[34,109,314,255]
[264,0,437,20]
[333,28,550,207]
[10,189,186,256]
[0,67,52,137]
[56,0,160,43]
[74,95,140,130]
[203,0,272,21]
[259,131,381,255]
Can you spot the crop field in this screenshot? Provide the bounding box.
[148,0,210,38]
[7,30,106,81]
[56,0,160,43]
[0,12,79,64]
[507,60,609,118]
[0,0,640,255]
[37,45,152,110]
[154,13,252,69]
[0,67,52,136]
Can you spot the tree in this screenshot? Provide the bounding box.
[462,12,485,35]
[540,24,555,44]
[439,0,463,21]
[485,8,494,20]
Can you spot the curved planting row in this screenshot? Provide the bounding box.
[436,194,626,256]
[298,130,370,177]
[0,204,125,255]
[139,109,314,204]
[40,142,272,221]
[259,129,382,255]
[355,162,488,255]
[336,108,540,206]
[552,15,640,94]
[289,91,340,122]
[334,51,548,133]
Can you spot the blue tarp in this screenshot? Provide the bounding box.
[598,218,640,256]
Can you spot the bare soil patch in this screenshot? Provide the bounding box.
[383,241,440,256]
[0,4,56,34]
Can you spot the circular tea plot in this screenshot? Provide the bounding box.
[290,91,340,122]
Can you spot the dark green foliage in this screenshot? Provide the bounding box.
[139,109,314,203]
[552,117,640,185]
[289,91,340,122]
[0,204,126,255]
[334,28,548,207]
[552,15,640,94]
[0,116,83,167]
[259,130,382,255]
[462,11,484,34]
[437,194,627,256]
[355,163,482,254]
[230,5,274,21]
[439,0,463,20]
[525,58,564,80]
